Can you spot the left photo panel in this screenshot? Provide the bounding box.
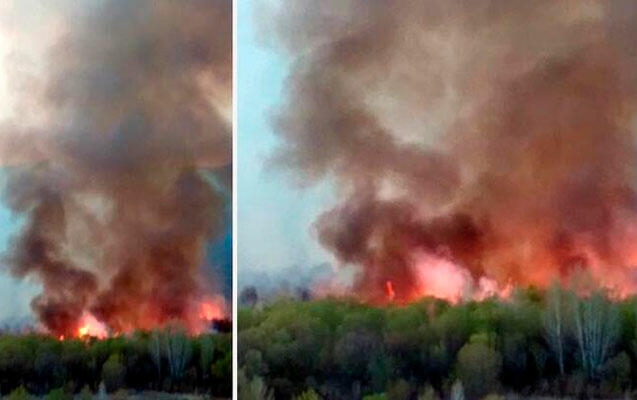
[0,0,232,398]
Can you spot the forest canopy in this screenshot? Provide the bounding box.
[238,286,637,399]
[0,328,231,398]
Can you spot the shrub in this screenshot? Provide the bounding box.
[294,389,321,400]
[111,388,129,400]
[6,385,30,400]
[418,385,439,400]
[78,385,93,400]
[362,394,387,400]
[45,387,71,400]
[387,379,411,400]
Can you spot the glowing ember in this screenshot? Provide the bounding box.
[76,313,108,339]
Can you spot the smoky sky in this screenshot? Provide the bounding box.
[0,0,231,335]
[268,0,637,302]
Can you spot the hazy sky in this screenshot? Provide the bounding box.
[0,171,37,322]
[237,0,334,284]
[0,1,53,322]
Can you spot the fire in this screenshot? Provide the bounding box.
[76,313,108,339]
[268,0,637,308]
[199,300,224,321]
[412,252,471,303]
[52,298,227,339]
[0,1,231,338]
[385,280,396,302]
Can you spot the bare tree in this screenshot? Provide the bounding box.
[571,290,619,378]
[162,325,193,384]
[150,329,162,388]
[450,380,465,400]
[238,368,274,400]
[544,282,567,375]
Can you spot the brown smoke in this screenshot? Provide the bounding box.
[270,0,637,303]
[0,0,231,335]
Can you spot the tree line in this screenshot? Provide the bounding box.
[238,284,637,399]
[0,326,231,398]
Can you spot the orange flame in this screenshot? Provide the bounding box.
[385,280,396,302]
[76,313,108,339]
[199,300,224,322]
[53,297,227,339]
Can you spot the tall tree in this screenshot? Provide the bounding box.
[162,326,193,385]
[571,290,619,378]
[544,282,567,375]
[149,330,162,389]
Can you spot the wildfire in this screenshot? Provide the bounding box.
[52,297,227,340]
[76,313,108,339]
[385,280,396,302]
[199,300,224,321]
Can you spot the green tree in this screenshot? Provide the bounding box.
[571,290,619,378]
[199,335,214,382]
[211,351,232,395]
[455,341,501,399]
[102,353,125,393]
[149,329,162,389]
[601,351,631,395]
[242,349,267,379]
[334,330,381,380]
[544,283,568,375]
[238,368,273,400]
[0,337,33,392]
[162,326,193,384]
[34,342,65,393]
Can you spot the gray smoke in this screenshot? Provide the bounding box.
[268,1,637,302]
[0,0,231,335]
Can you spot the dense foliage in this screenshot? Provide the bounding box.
[0,328,231,398]
[238,286,637,399]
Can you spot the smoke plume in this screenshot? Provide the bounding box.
[269,1,637,303]
[0,0,231,335]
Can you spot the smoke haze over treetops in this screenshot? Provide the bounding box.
[0,0,231,335]
[266,0,637,303]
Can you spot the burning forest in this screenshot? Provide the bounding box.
[267,0,637,304]
[0,0,231,338]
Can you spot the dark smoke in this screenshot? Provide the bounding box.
[269,0,637,302]
[1,0,231,335]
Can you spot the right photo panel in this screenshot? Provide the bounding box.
[238,1,637,399]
